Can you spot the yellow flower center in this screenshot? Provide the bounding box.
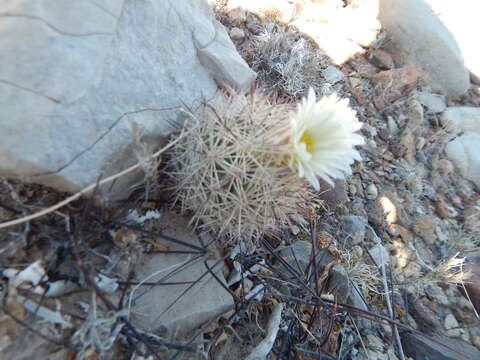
[300,132,316,153]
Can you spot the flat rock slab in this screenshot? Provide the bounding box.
[0,0,254,201]
[402,332,480,360]
[130,211,233,335]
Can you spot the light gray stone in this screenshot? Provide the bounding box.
[278,241,314,274]
[378,0,470,97]
[347,284,372,330]
[444,313,462,337]
[366,183,379,200]
[369,244,389,267]
[131,211,233,335]
[387,116,399,135]
[327,264,350,302]
[445,132,480,188]
[0,0,255,201]
[441,107,480,133]
[278,241,350,300]
[322,66,344,84]
[229,27,245,41]
[414,91,447,113]
[341,215,367,245]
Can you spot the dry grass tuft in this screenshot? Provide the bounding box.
[424,253,471,286]
[342,247,381,298]
[248,22,330,99]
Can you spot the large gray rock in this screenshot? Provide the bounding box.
[0,0,255,201]
[424,0,480,83]
[441,107,480,133]
[130,211,233,334]
[378,0,470,97]
[445,132,480,188]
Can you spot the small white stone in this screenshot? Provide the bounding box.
[95,274,118,293]
[322,65,344,84]
[444,313,459,330]
[229,27,245,41]
[366,183,378,200]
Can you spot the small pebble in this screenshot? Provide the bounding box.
[290,225,300,235]
[435,225,448,242]
[348,184,357,196]
[366,183,378,200]
[415,91,447,113]
[434,158,454,174]
[322,65,344,84]
[387,116,399,135]
[386,224,400,237]
[416,137,426,150]
[408,99,424,127]
[444,313,462,337]
[470,333,480,349]
[422,183,437,201]
[369,49,394,70]
[435,195,457,218]
[415,150,429,166]
[451,194,463,208]
[229,27,245,41]
[406,174,423,194]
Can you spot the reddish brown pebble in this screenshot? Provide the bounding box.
[369,49,394,70]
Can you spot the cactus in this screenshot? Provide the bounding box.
[168,90,314,245]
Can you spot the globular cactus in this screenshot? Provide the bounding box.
[168,90,314,245]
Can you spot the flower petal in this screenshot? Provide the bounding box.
[288,88,364,190]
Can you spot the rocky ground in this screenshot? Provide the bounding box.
[1,1,480,359]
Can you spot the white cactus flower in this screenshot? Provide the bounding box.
[288,88,364,190]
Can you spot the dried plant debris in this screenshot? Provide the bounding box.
[247,22,330,98]
[72,295,125,360]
